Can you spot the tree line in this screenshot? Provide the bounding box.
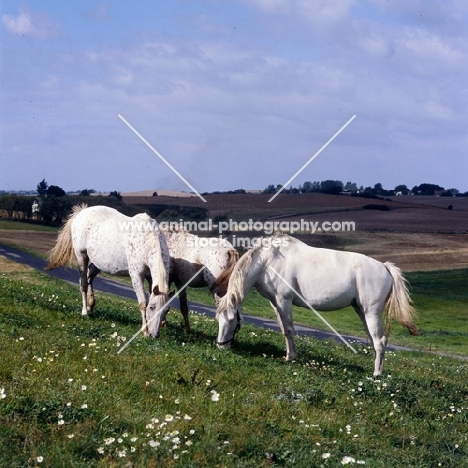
[0,179,207,224]
[263,180,467,197]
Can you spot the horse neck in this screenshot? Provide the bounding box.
[232,248,265,304]
[244,249,266,293]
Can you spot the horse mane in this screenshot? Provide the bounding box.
[46,204,88,270]
[143,217,170,295]
[211,248,239,296]
[216,243,263,316]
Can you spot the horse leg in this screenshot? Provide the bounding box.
[178,285,190,332]
[354,304,387,376]
[270,299,296,361]
[86,263,100,314]
[76,252,89,317]
[131,273,148,337]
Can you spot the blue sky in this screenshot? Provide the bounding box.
[1,0,467,194]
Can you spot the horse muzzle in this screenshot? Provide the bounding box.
[216,338,234,349]
[216,310,241,348]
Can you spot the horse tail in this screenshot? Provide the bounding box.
[211,248,239,296]
[383,262,419,336]
[46,204,87,270]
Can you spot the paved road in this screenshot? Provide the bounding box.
[0,243,415,353]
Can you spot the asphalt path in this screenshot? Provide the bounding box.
[0,243,415,353]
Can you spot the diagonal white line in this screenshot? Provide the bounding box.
[268,265,357,353]
[117,265,208,354]
[268,115,357,202]
[118,114,207,203]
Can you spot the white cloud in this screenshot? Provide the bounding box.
[1,7,59,40]
[1,1,467,192]
[399,28,464,67]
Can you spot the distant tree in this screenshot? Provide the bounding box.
[109,191,122,201]
[0,194,17,218]
[263,184,276,194]
[152,192,158,197]
[15,197,33,219]
[80,189,91,197]
[373,183,383,195]
[413,183,445,195]
[394,184,409,195]
[440,190,454,197]
[344,182,358,192]
[39,196,73,223]
[46,185,66,197]
[301,181,313,193]
[312,181,321,192]
[37,179,48,197]
[320,180,343,194]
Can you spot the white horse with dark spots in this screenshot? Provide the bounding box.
[162,229,238,334]
[47,204,173,337]
[216,235,419,376]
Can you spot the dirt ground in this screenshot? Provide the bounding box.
[0,255,33,273]
[0,231,58,257]
[0,193,467,273]
[341,232,468,272]
[0,228,467,273]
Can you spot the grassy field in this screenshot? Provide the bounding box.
[0,220,58,232]
[1,268,468,467]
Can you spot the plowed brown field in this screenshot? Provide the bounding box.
[1,193,467,272]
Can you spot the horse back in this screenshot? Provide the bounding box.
[266,237,392,310]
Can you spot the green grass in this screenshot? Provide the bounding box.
[1,270,468,467]
[0,219,58,232]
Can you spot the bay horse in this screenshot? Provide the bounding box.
[162,229,238,333]
[216,235,418,376]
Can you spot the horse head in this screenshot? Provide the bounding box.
[216,294,243,349]
[146,284,175,338]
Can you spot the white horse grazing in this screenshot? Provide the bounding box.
[47,204,173,337]
[162,229,239,333]
[216,235,419,376]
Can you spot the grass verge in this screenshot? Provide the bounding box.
[0,270,467,467]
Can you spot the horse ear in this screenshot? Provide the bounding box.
[214,293,222,305]
[152,285,160,295]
